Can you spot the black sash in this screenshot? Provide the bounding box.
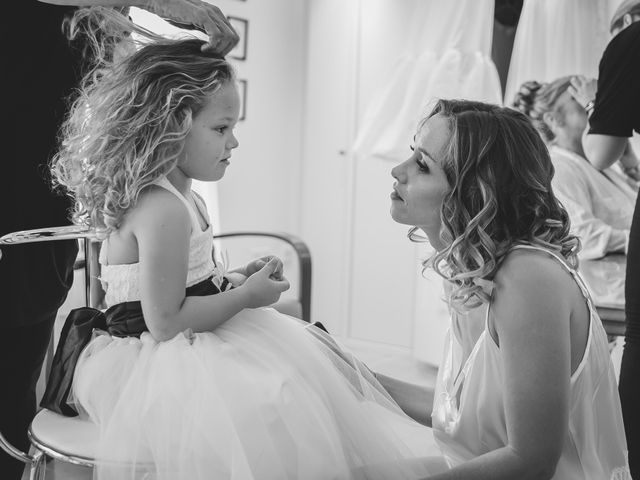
[41,276,226,416]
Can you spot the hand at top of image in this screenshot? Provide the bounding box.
[568,75,597,109]
[141,0,239,55]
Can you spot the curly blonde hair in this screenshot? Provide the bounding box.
[51,7,235,236]
[511,76,573,143]
[423,100,580,311]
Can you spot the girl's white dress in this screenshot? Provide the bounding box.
[431,244,631,479]
[72,177,441,480]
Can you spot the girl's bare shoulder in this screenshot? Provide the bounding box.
[123,185,190,234]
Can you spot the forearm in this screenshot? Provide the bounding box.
[150,287,250,341]
[38,0,146,6]
[423,446,555,480]
[581,127,629,170]
[376,373,433,426]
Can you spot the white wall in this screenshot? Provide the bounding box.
[300,0,450,365]
[211,0,308,235]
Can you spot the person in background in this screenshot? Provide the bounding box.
[388,99,629,479]
[513,77,637,308]
[0,2,237,477]
[568,0,640,475]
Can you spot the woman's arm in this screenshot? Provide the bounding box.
[375,373,434,426]
[134,188,288,342]
[38,0,239,55]
[424,252,573,480]
[582,132,630,171]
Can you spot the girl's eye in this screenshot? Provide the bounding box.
[214,126,228,134]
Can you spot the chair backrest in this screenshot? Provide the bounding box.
[213,231,312,323]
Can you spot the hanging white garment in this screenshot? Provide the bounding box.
[503,0,612,105]
[352,0,502,161]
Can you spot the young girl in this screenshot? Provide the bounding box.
[388,99,630,479]
[50,8,443,480]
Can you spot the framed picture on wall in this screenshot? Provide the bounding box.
[238,79,247,121]
[228,16,248,60]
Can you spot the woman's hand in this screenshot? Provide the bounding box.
[142,0,240,55]
[568,75,597,109]
[241,258,290,308]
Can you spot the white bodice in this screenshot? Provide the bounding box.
[431,245,630,479]
[98,177,222,306]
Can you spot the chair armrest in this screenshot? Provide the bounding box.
[1,226,99,308]
[213,231,312,322]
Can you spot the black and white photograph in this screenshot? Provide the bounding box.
[2,1,638,479]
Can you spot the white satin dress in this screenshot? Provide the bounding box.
[431,244,631,479]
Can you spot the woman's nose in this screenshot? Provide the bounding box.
[391,161,406,182]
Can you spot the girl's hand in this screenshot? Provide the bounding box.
[225,272,248,287]
[241,258,290,308]
[245,255,284,280]
[568,75,597,109]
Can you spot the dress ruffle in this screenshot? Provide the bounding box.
[72,308,443,479]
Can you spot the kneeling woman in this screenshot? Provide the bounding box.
[389,100,630,479]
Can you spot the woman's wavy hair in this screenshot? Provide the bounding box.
[511,77,572,143]
[50,7,235,236]
[424,100,580,311]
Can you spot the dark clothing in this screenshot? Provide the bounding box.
[1,4,83,477]
[589,21,640,137]
[2,3,82,328]
[41,277,226,417]
[589,20,640,479]
[0,315,56,478]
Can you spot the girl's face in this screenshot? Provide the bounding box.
[390,114,452,249]
[179,81,240,182]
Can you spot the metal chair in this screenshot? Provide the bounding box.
[0,225,312,479]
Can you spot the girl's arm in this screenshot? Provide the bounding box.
[133,188,288,342]
[424,251,573,480]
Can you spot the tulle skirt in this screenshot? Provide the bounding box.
[72,307,444,479]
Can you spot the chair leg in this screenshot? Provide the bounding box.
[29,450,47,480]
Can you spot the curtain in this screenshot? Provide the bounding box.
[503,0,616,106]
[352,0,502,161]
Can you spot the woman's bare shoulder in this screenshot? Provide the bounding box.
[491,248,578,320]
